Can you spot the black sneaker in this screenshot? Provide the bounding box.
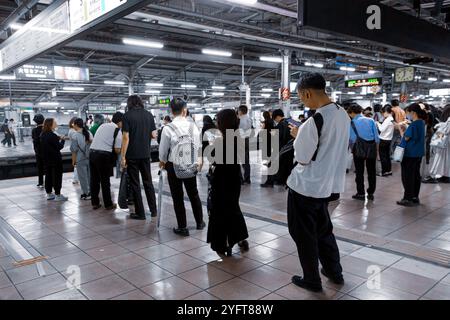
[367,194,375,201]
[80,194,86,200]
[260,183,274,188]
[197,221,206,230]
[352,194,366,201]
[173,228,190,237]
[411,198,421,205]
[92,204,102,210]
[129,213,146,220]
[321,268,345,285]
[238,240,249,251]
[382,172,393,177]
[438,177,450,184]
[397,199,417,207]
[291,275,323,292]
[150,212,157,218]
[422,177,438,184]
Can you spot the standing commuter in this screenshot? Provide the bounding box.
[159,98,204,236]
[348,103,379,201]
[390,99,406,153]
[157,115,172,145]
[8,119,17,146]
[207,109,249,256]
[377,105,395,177]
[90,112,123,210]
[121,95,158,220]
[1,119,11,147]
[71,118,93,200]
[40,118,68,201]
[32,114,45,188]
[397,104,427,207]
[68,117,80,185]
[90,114,105,137]
[287,73,349,292]
[260,111,276,187]
[237,105,252,185]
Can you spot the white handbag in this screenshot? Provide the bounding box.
[392,146,405,162]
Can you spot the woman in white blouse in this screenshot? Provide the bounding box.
[377,105,395,177]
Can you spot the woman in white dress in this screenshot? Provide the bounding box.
[429,105,450,183]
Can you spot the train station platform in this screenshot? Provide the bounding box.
[0,161,449,300]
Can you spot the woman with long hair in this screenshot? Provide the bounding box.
[397,104,427,207]
[429,105,450,184]
[260,110,276,187]
[68,117,79,185]
[207,109,249,256]
[70,118,93,200]
[40,118,68,201]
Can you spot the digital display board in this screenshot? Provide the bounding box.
[54,66,90,81]
[15,64,54,79]
[345,77,382,88]
[158,98,171,105]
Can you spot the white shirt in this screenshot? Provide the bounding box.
[239,114,252,138]
[377,115,394,141]
[90,123,122,152]
[159,116,201,163]
[287,103,350,199]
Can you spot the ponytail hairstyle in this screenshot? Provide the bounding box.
[73,118,90,142]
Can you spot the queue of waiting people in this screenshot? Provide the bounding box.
[27,74,450,294]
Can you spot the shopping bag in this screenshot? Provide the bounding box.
[157,170,164,229]
[118,170,129,209]
[392,146,405,162]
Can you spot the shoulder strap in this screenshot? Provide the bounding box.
[350,120,360,139]
[311,112,324,161]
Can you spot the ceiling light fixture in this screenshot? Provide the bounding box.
[146,83,164,87]
[104,80,125,86]
[340,66,356,72]
[123,38,164,49]
[62,87,84,91]
[181,84,197,88]
[202,49,232,57]
[260,56,283,63]
[261,88,273,92]
[211,86,226,90]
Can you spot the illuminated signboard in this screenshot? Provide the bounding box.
[54,66,89,81]
[430,88,450,97]
[15,64,54,79]
[158,98,171,105]
[345,78,382,88]
[88,104,117,113]
[70,0,128,32]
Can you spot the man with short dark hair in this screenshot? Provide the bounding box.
[90,112,124,210]
[121,95,158,220]
[287,72,349,292]
[390,99,406,154]
[159,98,204,236]
[238,105,252,185]
[347,103,380,201]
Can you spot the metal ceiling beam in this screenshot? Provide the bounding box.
[0,0,40,36]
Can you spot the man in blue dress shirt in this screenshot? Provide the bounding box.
[348,104,380,201]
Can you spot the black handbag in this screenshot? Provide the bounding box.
[351,121,377,159]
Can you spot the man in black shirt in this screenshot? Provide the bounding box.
[121,95,157,220]
[32,114,45,188]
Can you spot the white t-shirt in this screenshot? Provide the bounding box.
[377,115,395,141]
[90,123,122,152]
[287,103,350,199]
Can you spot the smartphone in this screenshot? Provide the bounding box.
[287,119,301,127]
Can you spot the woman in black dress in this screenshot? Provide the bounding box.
[207,109,249,256]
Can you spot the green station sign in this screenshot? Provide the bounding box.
[345,77,382,88]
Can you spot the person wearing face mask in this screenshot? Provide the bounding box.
[40,118,68,201]
[376,105,395,177]
[397,104,427,207]
[286,73,349,292]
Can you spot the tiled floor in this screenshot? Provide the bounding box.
[0,157,449,300]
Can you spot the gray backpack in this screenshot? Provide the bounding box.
[168,123,198,179]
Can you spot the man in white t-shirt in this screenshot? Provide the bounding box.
[287,73,350,292]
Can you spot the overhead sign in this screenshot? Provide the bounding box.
[298,0,450,60]
[395,67,415,83]
[88,104,117,113]
[430,88,450,97]
[70,0,128,32]
[54,66,89,81]
[158,98,171,105]
[15,64,54,79]
[0,2,70,72]
[345,77,382,88]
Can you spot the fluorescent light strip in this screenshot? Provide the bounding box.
[260,56,283,63]
[38,102,59,106]
[262,88,273,92]
[211,92,225,96]
[181,84,197,88]
[428,77,438,81]
[145,90,161,94]
[226,0,258,5]
[104,80,125,85]
[368,70,378,74]
[340,66,356,72]
[0,75,16,80]
[443,79,450,83]
[123,38,164,49]
[146,83,164,87]
[305,62,324,68]
[202,49,232,57]
[261,94,271,98]
[211,86,226,90]
[63,87,84,91]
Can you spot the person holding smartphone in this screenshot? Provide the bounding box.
[377,105,395,177]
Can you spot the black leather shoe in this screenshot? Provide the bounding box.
[92,204,101,210]
[238,240,249,251]
[291,275,323,292]
[367,194,375,201]
[105,204,117,211]
[150,212,157,217]
[411,198,421,205]
[197,221,206,230]
[397,199,417,207]
[321,268,345,285]
[352,194,366,201]
[173,228,190,236]
[129,214,146,220]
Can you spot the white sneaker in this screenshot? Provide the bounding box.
[54,194,68,202]
[47,193,55,200]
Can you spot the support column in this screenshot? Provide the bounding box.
[400,83,408,109]
[280,50,291,116]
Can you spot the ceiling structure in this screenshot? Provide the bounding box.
[0,0,450,111]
